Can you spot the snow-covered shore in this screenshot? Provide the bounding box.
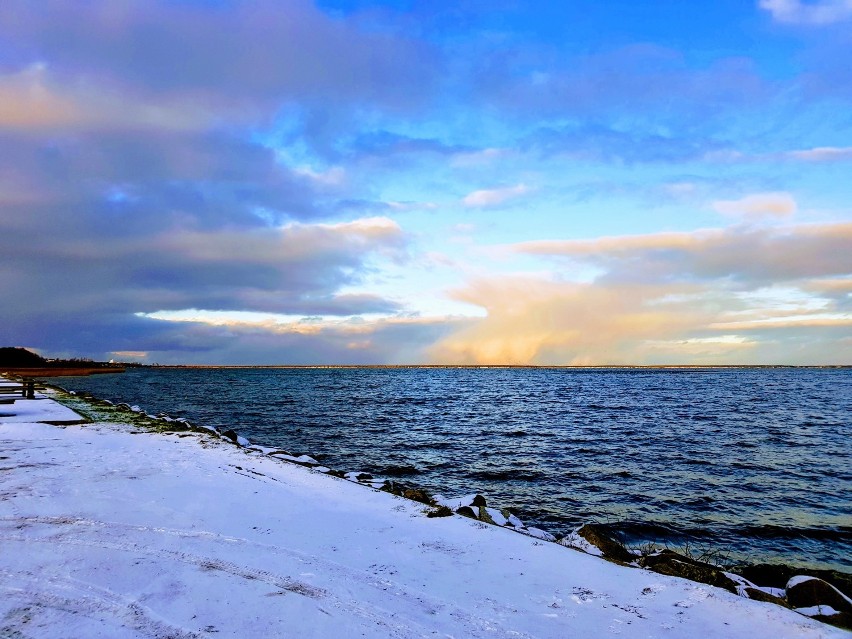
[0,389,847,638]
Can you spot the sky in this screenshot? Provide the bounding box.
[1,0,851,365]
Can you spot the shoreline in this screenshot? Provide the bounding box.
[39,369,851,575]
[2,377,848,635]
[1,411,847,637]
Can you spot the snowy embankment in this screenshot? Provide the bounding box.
[0,388,847,638]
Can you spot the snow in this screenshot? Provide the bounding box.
[796,606,841,618]
[789,575,822,588]
[0,394,846,638]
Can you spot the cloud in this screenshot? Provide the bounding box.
[705,146,852,163]
[0,65,215,132]
[513,222,852,285]
[784,146,852,161]
[712,192,797,219]
[0,0,437,112]
[429,223,852,364]
[462,184,530,208]
[759,0,852,24]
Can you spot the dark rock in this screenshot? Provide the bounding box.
[402,488,433,505]
[326,469,347,479]
[577,524,634,563]
[456,506,477,519]
[166,422,190,432]
[221,429,239,443]
[731,563,852,600]
[810,611,852,631]
[268,449,293,457]
[786,576,852,613]
[380,481,407,497]
[639,550,738,594]
[427,506,454,518]
[744,587,790,608]
[477,506,496,525]
[471,494,487,507]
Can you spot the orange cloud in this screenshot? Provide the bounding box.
[431,222,852,365]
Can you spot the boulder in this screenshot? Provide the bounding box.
[456,506,477,519]
[786,576,852,613]
[501,510,525,528]
[426,506,453,518]
[221,429,239,443]
[345,471,372,482]
[576,524,634,563]
[523,527,556,542]
[402,488,433,505]
[743,587,790,608]
[639,550,738,594]
[434,494,487,511]
[731,563,852,599]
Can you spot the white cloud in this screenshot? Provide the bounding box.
[785,146,852,161]
[462,183,530,208]
[712,192,797,219]
[759,0,852,25]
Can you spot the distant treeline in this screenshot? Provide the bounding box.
[0,347,137,369]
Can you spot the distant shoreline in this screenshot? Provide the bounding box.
[135,364,851,370]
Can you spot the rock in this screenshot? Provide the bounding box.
[345,471,373,482]
[639,550,739,594]
[379,481,406,497]
[786,576,852,613]
[523,527,556,542]
[501,510,525,528]
[731,563,852,599]
[809,610,852,631]
[434,494,487,511]
[267,449,293,457]
[576,524,634,563]
[221,429,239,443]
[402,488,433,505]
[236,436,250,447]
[456,506,477,519]
[426,506,453,518]
[477,506,496,525]
[744,587,790,608]
[481,507,508,526]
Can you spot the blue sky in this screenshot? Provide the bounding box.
[1,0,850,364]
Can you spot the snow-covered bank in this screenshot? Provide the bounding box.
[0,395,847,637]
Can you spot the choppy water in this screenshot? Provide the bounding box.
[48,367,851,572]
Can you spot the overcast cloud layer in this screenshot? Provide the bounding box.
[1,0,850,364]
